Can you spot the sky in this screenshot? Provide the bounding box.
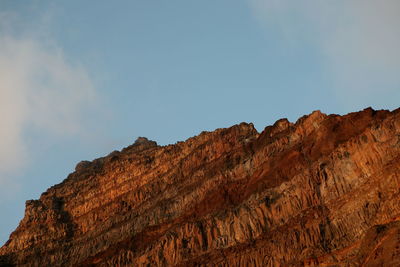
[0,0,399,245]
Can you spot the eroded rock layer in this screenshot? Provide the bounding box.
[1,108,400,266]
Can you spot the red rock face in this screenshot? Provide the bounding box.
[1,108,400,266]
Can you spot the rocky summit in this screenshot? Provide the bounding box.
[1,108,400,266]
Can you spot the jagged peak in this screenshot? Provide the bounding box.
[134,136,157,146]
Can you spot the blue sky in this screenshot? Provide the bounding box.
[0,0,399,244]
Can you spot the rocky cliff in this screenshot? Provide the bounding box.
[1,108,400,266]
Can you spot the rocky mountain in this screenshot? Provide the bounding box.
[1,108,400,266]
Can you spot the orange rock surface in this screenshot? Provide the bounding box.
[1,108,400,266]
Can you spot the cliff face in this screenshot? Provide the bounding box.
[1,108,400,266]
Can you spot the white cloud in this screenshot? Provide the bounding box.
[0,18,96,179]
[248,0,400,108]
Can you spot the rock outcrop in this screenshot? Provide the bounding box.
[1,107,400,266]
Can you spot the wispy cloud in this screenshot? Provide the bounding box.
[248,0,400,108]
[0,12,96,181]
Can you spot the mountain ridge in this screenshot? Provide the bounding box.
[1,107,400,266]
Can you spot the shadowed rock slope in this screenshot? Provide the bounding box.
[1,108,400,266]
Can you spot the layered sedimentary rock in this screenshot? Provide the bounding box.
[1,107,400,266]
